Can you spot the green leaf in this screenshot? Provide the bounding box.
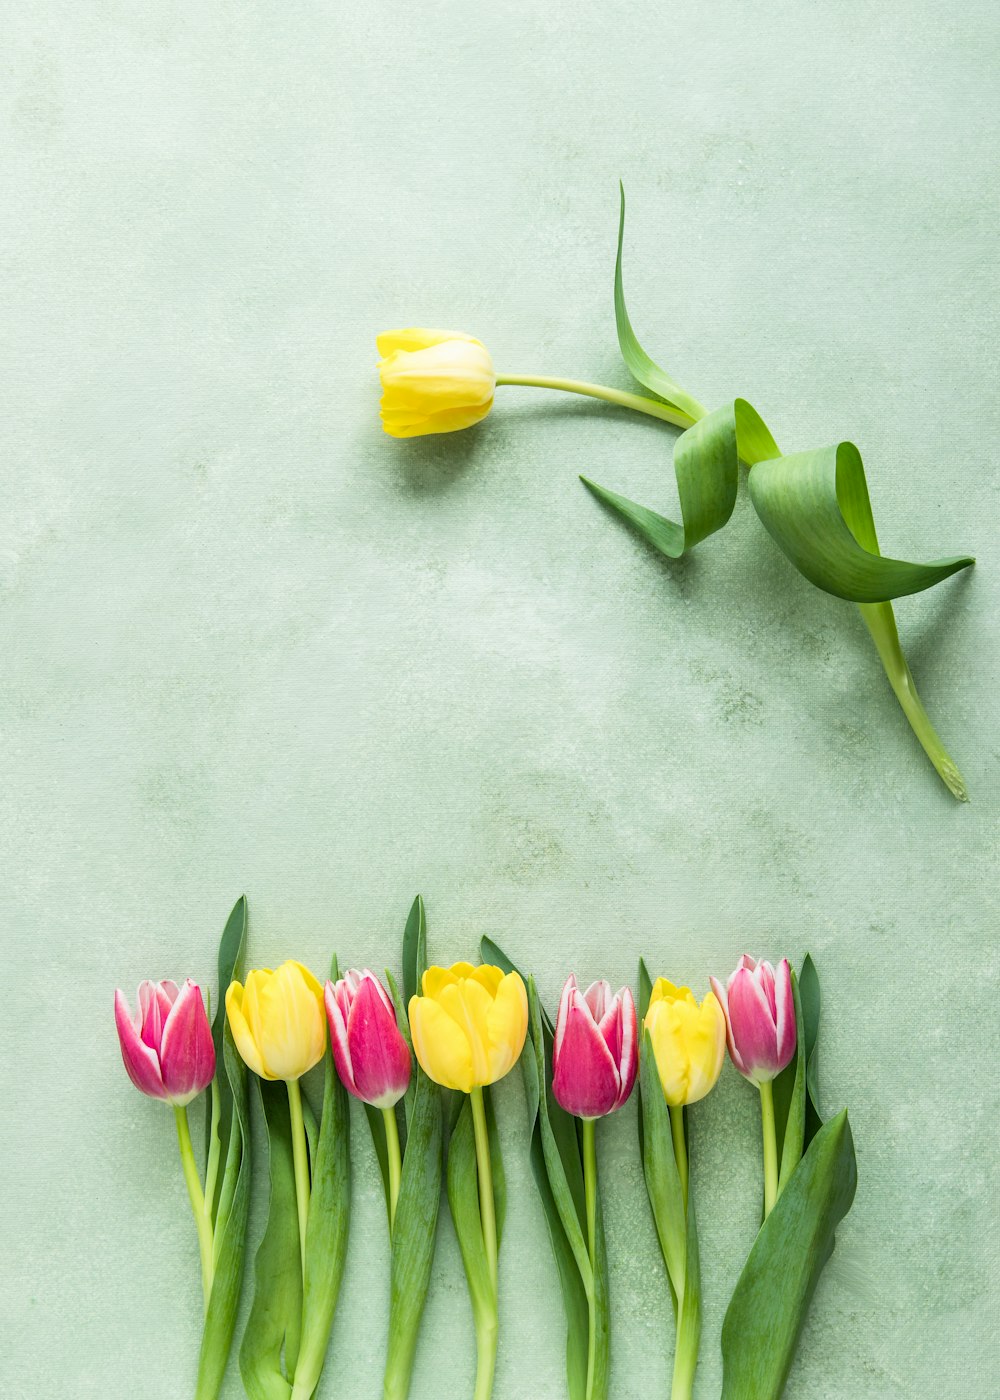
[720,1110,858,1400]
[775,974,805,1195]
[638,1034,686,1306]
[446,1095,495,1319]
[383,1067,443,1400]
[614,183,705,423]
[196,899,250,1400]
[402,894,427,1006]
[239,1080,301,1400]
[748,441,974,602]
[292,1038,351,1400]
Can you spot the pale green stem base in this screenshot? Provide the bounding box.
[759,1080,778,1218]
[470,1086,499,1400]
[670,1106,688,1214]
[495,375,698,430]
[174,1105,215,1313]
[582,1117,598,1400]
[286,1078,311,1285]
[668,1105,697,1400]
[383,1106,402,1235]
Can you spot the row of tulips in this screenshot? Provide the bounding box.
[115,897,857,1400]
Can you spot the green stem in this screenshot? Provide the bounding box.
[174,1105,215,1313]
[382,1106,402,1235]
[859,601,968,800]
[670,1106,688,1213]
[470,1086,499,1400]
[286,1078,311,1284]
[582,1118,599,1400]
[203,1077,222,1224]
[759,1080,778,1218]
[495,375,699,430]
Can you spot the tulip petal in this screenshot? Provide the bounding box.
[255,962,326,1080]
[553,974,577,1061]
[346,975,410,1107]
[114,989,167,1099]
[774,959,796,1070]
[583,979,611,1022]
[409,993,474,1092]
[376,328,481,357]
[226,979,270,1079]
[437,978,494,1085]
[613,987,638,1109]
[727,967,780,1083]
[485,972,529,1085]
[160,979,215,1105]
[325,980,358,1095]
[553,994,620,1118]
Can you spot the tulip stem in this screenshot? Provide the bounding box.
[382,1106,402,1234]
[174,1105,215,1313]
[495,375,699,430]
[759,1080,778,1218]
[470,1087,498,1294]
[670,1106,689,1212]
[582,1117,599,1400]
[286,1078,311,1284]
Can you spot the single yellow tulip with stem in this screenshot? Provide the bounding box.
[409,962,528,1400]
[226,960,327,1281]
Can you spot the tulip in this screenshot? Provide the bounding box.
[327,968,412,1234]
[710,955,796,1086]
[377,329,496,438]
[226,960,326,1082]
[408,962,528,1093]
[227,961,327,1280]
[114,978,215,1107]
[410,962,527,1400]
[326,969,411,1109]
[710,956,797,1218]
[552,975,637,1119]
[644,978,726,1108]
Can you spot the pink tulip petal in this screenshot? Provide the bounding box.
[614,987,638,1108]
[115,989,168,1099]
[597,998,622,1064]
[774,959,796,1070]
[326,981,358,1095]
[583,979,611,1023]
[552,997,620,1119]
[347,977,410,1108]
[756,961,777,1020]
[160,980,215,1103]
[710,974,748,1076]
[727,966,780,1082]
[361,967,396,1017]
[553,974,577,1062]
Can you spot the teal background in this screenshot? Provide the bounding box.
[2,2,998,1397]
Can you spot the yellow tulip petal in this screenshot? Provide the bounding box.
[255,961,326,1080]
[645,1002,688,1106]
[469,964,505,996]
[485,972,528,1085]
[436,979,494,1086]
[422,964,465,998]
[409,994,475,1092]
[376,328,480,357]
[226,980,270,1079]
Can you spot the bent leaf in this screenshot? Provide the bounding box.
[748,442,974,602]
[720,1109,858,1400]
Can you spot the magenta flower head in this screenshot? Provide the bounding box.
[325,969,412,1109]
[114,979,216,1107]
[710,955,796,1086]
[552,975,638,1120]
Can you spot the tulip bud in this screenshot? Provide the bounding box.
[325,969,411,1109]
[408,962,528,1093]
[551,975,637,1119]
[644,978,726,1107]
[114,978,215,1107]
[710,955,796,1085]
[377,328,496,438]
[226,961,327,1082]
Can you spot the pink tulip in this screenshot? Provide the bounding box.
[325,970,412,1109]
[710,955,796,1085]
[114,979,216,1106]
[552,975,637,1120]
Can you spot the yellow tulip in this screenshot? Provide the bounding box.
[408,962,528,1092]
[644,978,726,1107]
[226,961,327,1081]
[377,328,495,438]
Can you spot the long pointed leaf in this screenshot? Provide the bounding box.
[720,1110,858,1400]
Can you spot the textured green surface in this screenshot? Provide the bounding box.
[2,3,998,1398]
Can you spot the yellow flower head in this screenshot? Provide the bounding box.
[408,962,528,1093]
[644,978,726,1107]
[377,328,495,438]
[226,961,327,1082]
